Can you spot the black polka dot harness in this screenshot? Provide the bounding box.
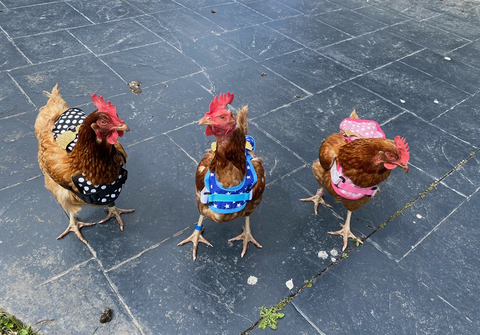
[53,108,128,206]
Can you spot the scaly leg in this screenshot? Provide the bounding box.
[301,188,332,215]
[228,216,262,258]
[57,213,96,245]
[99,204,135,231]
[178,215,213,261]
[328,211,363,251]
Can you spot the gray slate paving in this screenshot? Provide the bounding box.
[0,0,479,334]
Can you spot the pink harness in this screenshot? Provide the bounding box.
[330,118,385,200]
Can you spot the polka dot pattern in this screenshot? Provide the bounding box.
[53,108,86,152]
[340,118,385,140]
[70,168,128,205]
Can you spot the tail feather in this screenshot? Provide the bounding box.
[237,105,249,135]
[35,84,70,137]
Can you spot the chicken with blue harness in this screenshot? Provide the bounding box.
[178,93,265,260]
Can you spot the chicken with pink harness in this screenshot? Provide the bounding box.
[330,118,386,200]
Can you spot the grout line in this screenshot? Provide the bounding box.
[35,257,95,288]
[437,294,473,322]
[266,165,308,188]
[5,52,91,71]
[1,0,64,10]
[65,1,95,24]
[0,181,22,192]
[6,72,36,108]
[0,110,30,120]
[166,134,199,166]
[0,26,33,65]
[106,236,172,273]
[291,301,326,335]
[250,121,309,165]
[430,91,479,122]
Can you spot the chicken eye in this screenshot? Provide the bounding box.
[385,152,396,160]
[220,115,226,120]
[99,120,107,126]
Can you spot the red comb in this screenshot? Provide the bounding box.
[394,136,410,164]
[208,92,234,114]
[91,93,123,123]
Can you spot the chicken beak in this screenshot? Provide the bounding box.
[116,123,130,132]
[198,116,214,126]
[400,164,409,173]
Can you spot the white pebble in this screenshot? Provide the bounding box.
[444,56,451,61]
[286,279,294,290]
[247,276,258,285]
[318,251,328,259]
[434,99,439,104]
[400,99,406,103]
[330,249,339,257]
[416,214,423,219]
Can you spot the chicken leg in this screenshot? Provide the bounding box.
[301,188,332,215]
[99,204,135,230]
[328,211,363,251]
[178,215,213,261]
[228,216,262,258]
[57,214,96,245]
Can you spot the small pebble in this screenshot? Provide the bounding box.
[247,276,258,285]
[261,72,267,76]
[286,279,294,290]
[100,308,112,323]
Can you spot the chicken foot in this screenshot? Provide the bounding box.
[301,188,332,215]
[178,215,213,261]
[98,204,135,231]
[228,216,262,258]
[328,211,363,251]
[57,214,96,245]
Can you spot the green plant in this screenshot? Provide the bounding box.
[258,306,285,330]
[0,312,33,335]
[341,253,348,258]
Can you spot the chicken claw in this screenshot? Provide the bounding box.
[178,215,213,260]
[301,188,332,215]
[99,204,135,230]
[228,217,262,258]
[328,211,363,251]
[57,215,95,245]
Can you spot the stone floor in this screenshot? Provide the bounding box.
[1,0,480,334]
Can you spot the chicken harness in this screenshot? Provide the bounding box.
[53,108,128,206]
[200,135,257,214]
[331,118,385,200]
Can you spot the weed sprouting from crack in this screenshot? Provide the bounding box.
[241,148,480,334]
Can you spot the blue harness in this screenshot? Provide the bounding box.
[200,136,257,214]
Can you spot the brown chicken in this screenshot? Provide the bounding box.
[302,110,410,251]
[35,84,134,245]
[178,93,265,260]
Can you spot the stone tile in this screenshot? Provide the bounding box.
[318,29,422,73]
[327,0,371,10]
[85,134,199,269]
[262,48,357,93]
[0,2,92,38]
[423,10,480,40]
[373,0,444,20]
[67,0,144,23]
[353,61,470,121]
[275,0,341,15]
[125,0,181,13]
[293,243,478,334]
[0,31,30,71]
[168,121,305,182]
[399,190,480,326]
[190,59,305,115]
[447,39,480,70]
[14,30,89,64]
[69,19,160,55]
[315,9,387,37]
[195,3,271,31]
[242,0,303,20]
[1,0,60,8]
[266,16,350,50]
[106,172,342,334]
[9,53,128,108]
[431,93,480,147]
[111,75,213,145]
[218,25,303,62]
[1,251,141,334]
[386,21,470,54]
[134,9,225,50]
[381,112,479,197]
[401,49,480,94]
[175,0,234,6]
[99,43,200,87]
[253,82,404,164]
[354,5,411,25]
[180,35,248,70]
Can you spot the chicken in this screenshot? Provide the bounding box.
[302,110,410,251]
[178,93,265,260]
[35,84,134,245]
